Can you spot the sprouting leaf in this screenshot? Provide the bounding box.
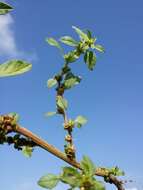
[46,38,60,48]
[22,146,33,158]
[64,77,79,89]
[60,36,78,46]
[64,73,81,89]
[86,29,92,39]
[47,78,57,88]
[0,2,13,15]
[60,167,81,188]
[94,44,105,53]
[8,112,20,122]
[75,116,87,128]
[72,26,89,41]
[45,112,57,117]
[62,167,81,178]
[116,169,125,176]
[64,72,75,80]
[84,51,96,71]
[0,60,32,77]
[64,50,79,63]
[56,96,68,110]
[92,180,105,190]
[81,156,96,176]
[46,38,63,53]
[110,167,125,176]
[38,174,60,189]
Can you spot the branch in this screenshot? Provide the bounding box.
[14,125,124,190]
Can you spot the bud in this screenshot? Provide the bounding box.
[64,144,76,159]
[65,135,72,142]
[64,119,74,130]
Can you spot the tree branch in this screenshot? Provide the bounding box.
[14,125,125,190]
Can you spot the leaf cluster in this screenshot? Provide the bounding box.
[38,156,105,190]
[46,26,104,93]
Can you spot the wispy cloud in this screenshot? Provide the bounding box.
[0,13,38,61]
[0,14,19,57]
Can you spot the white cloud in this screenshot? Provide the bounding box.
[0,13,38,61]
[125,188,138,190]
[0,14,19,57]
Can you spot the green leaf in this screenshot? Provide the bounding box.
[45,112,57,117]
[0,60,32,77]
[75,116,87,128]
[22,146,33,158]
[81,156,96,176]
[84,51,96,71]
[72,26,89,41]
[94,44,105,53]
[60,167,81,188]
[92,180,105,190]
[86,30,92,39]
[116,170,125,176]
[64,73,81,89]
[64,78,78,89]
[110,167,125,176]
[64,50,79,63]
[60,36,78,46]
[8,112,20,122]
[62,167,80,177]
[47,78,57,88]
[57,96,68,110]
[38,174,60,189]
[46,38,63,53]
[0,2,13,15]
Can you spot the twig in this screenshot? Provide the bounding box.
[14,125,125,190]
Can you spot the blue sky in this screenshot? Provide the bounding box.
[0,0,143,190]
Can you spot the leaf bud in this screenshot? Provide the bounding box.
[64,144,76,159]
[65,135,72,142]
[64,119,74,130]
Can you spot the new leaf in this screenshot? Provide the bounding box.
[94,44,105,53]
[0,60,32,77]
[47,78,57,88]
[60,36,78,47]
[81,156,96,176]
[46,37,63,53]
[56,96,68,111]
[72,26,89,41]
[75,115,87,128]
[84,51,96,71]
[38,174,60,189]
[60,167,81,188]
[22,146,33,158]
